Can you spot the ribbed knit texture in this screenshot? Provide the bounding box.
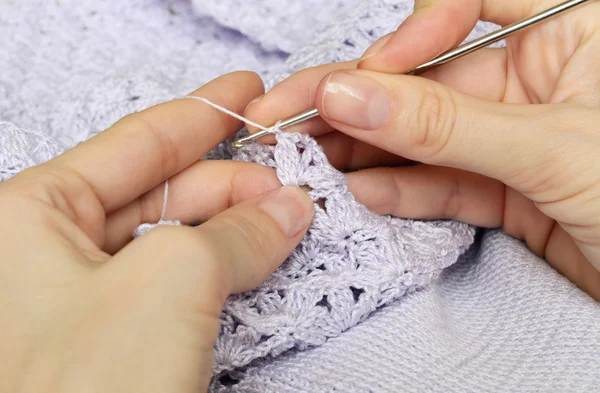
[211,230,600,392]
[1,1,599,392]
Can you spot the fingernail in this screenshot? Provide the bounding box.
[258,186,314,237]
[321,71,392,130]
[247,94,264,107]
[243,95,264,118]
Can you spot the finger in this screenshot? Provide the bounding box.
[110,185,314,299]
[347,165,561,255]
[348,165,555,255]
[314,69,575,188]
[419,48,507,102]
[94,186,313,392]
[244,60,358,143]
[105,139,402,252]
[346,165,600,301]
[104,160,282,254]
[347,165,505,227]
[196,186,314,293]
[316,131,412,170]
[48,71,264,213]
[545,224,600,301]
[359,0,481,73]
[359,32,393,60]
[248,48,507,148]
[358,0,544,73]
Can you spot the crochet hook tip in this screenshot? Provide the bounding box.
[231,140,244,149]
[231,128,272,149]
[231,108,320,149]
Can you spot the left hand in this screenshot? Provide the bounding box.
[0,71,314,393]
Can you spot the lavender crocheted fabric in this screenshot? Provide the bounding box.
[2,1,600,392]
[212,130,474,374]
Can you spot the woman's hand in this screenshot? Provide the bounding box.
[0,71,314,393]
[246,0,600,299]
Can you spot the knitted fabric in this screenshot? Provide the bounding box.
[131,106,474,374]
[190,0,361,53]
[0,121,64,182]
[0,0,288,157]
[2,1,600,392]
[211,230,600,393]
[212,130,474,374]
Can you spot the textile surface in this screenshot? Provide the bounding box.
[1,0,599,392]
[216,131,474,374]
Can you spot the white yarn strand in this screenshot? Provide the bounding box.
[184,95,274,133]
[159,177,170,221]
[133,178,181,237]
[133,95,275,238]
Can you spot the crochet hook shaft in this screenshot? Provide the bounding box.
[231,0,592,149]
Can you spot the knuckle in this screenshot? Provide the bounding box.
[11,166,91,221]
[407,84,458,160]
[121,112,180,178]
[220,211,277,262]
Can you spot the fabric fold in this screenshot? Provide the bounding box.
[190,0,363,53]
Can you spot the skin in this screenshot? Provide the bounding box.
[2,1,599,392]
[0,72,314,393]
[247,0,600,300]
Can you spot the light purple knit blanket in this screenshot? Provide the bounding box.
[2,1,599,392]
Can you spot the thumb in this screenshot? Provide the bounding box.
[87,186,313,393]
[196,185,314,293]
[314,69,565,186]
[110,185,314,308]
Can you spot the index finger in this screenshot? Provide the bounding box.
[358,0,545,73]
[243,60,358,143]
[49,71,264,213]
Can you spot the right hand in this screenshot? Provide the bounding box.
[245,0,600,300]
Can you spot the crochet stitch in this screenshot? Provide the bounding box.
[210,229,600,393]
[0,121,64,182]
[213,130,475,374]
[2,1,600,392]
[131,100,475,374]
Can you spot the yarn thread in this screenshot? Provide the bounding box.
[132,95,281,237]
[183,95,276,134]
[3,2,599,392]
[129,95,474,378]
[133,178,181,237]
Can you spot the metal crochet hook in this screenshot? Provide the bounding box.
[231,0,592,149]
